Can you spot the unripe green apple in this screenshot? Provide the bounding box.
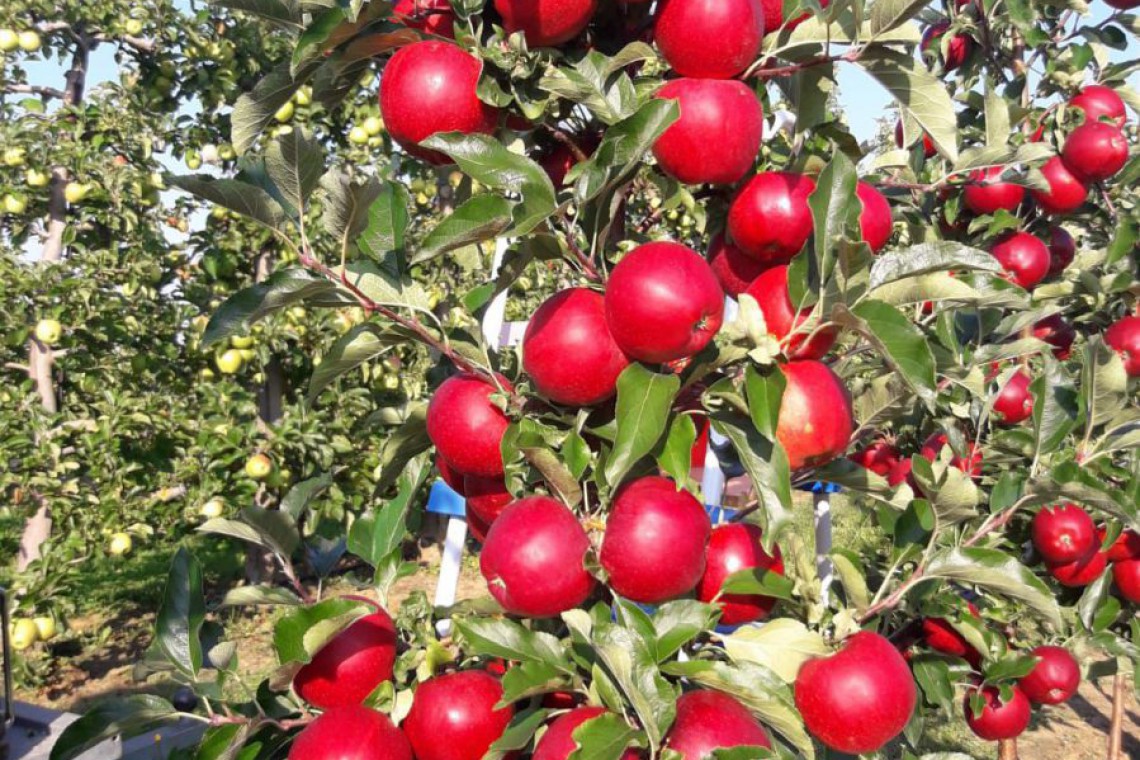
[217,143,236,160]
[185,152,201,170]
[2,147,25,166]
[124,19,144,36]
[274,101,294,122]
[230,334,254,349]
[367,136,383,147]
[10,619,38,650]
[17,31,41,52]
[108,532,133,555]
[64,182,90,204]
[216,349,244,374]
[199,367,215,381]
[0,29,18,52]
[348,126,369,145]
[4,194,28,214]
[25,168,49,187]
[238,348,256,361]
[33,616,57,641]
[200,498,225,519]
[363,116,385,136]
[244,453,273,480]
[294,86,312,106]
[35,319,63,345]
[288,306,307,321]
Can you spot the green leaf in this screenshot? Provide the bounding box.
[708,412,793,546]
[538,49,644,125]
[652,600,720,662]
[202,268,345,347]
[744,364,785,440]
[308,324,406,402]
[868,241,1004,290]
[592,624,678,751]
[869,0,930,36]
[415,194,513,264]
[376,403,432,491]
[858,45,959,162]
[347,461,428,566]
[167,174,288,231]
[574,99,679,205]
[657,414,697,485]
[265,127,325,214]
[341,260,431,312]
[1082,337,1130,434]
[358,181,411,270]
[455,618,570,671]
[216,0,303,27]
[604,364,680,486]
[218,585,304,608]
[984,79,1011,148]
[488,707,550,757]
[721,619,829,682]
[156,547,206,678]
[281,472,335,521]
[910,655,955,712]
[719,566,796,601]
[273,597,372,665]
[1030,357,1078,457]
[830,549,871,610]
[194,723,254,760]
[924,548,1062,629]
[202,507,300,559]
[50,696,178,760]
[500,661,571,704]
[840,299,936,402]
[231,59,320,154]
[807,151,860,282]
[567,712,644,760]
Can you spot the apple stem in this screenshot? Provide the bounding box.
[998,738,1018,760]
[1107,670,1125,760]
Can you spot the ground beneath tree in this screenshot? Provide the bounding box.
[15,544,1139,760]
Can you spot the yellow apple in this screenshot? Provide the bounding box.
[230,335,254,349]
[3,193,27,214]
[274,101,294,122]
[25,168,49,187]
[124,19,144,36]
[17,31,41,52]
[363,116,385,136]
[10,618,38,650]
[294,86,312,106]
[348,126,369,145]
[0,29,18,52]
[199,498,225,519]
[3,147,25,166]
[215,349,244,374]
[35,319,62,345]
[109,532,133,555]
[32,616,57,641]
[64,182,90,204]
[244,453,273,480]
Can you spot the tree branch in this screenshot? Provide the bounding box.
[2,83,67,100]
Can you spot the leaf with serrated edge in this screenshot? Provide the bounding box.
[925,547,1061,629]
[858,45,958,162]
[50,696,178,760]
[265,127,325,213]
[721,619,829,682]
[604,364,680,486]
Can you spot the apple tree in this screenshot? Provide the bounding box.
[51,0,1140,758]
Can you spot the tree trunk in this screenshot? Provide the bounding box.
[998,738,1018,760]
[1107,670,1126,760]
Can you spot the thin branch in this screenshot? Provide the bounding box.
[2,83,66,100]
[542,124,589,164]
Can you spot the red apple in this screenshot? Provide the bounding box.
[604,241,725,363]
[1032,503,1097,564]
[1047,549,1108,587]
[992,369,1034,425]
[707,233,769,296]
[887,457,916,488]
[293,610,397,709]
[964,685,1031,741]
[1069,84,1127,126]
[600,476,711,604]
[762,0,832,33]
[437,454,469,494]
[922,601,981,663]
[1019,645,1080,705]
[652,79,763,185]
[1032,314,1076,359]
[1105,315,1140,376]
[775,360,854,470]
[1062,121,1129,183]
[895,119,937,157]
[467,506,492,543]
[427,373,510,478]
[655,0,765,79]
[921,21,973,71]
[532,706,641,760]
[288,705,412,760]
[664,690,771,758]
[728,172,817,264]
[494,0,596,47]
[379,41,498,165]
[1046,226,1076,277]
[523,288,629,406]
[795,631,917,754]
[849,439,902,477]
[539,141,593,188]
[393,0,455,38]
[920,432,982,477]
[697,523,784,625]
[743,265,838,360]
[990,231,1050,289]
[962,166,1025,216]
[1032,156,1088,214]
[1112,558,1140,602]
[480,496,595,617]
[1100,525,1140,562]
[857,181,892,253]
[464,474,512,527]
[404,671,513,760]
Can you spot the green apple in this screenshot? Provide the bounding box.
[17,31,41,52]
[32,616,57,641]
[215,349,244,374]
[124,19,144,36]
[198,367,215,381]
[0,29,18,52]
[3,194,27,214]
[274,101,294,122]
[230,334,254,349]
[35,318,62,345]
[363,116,385,136]
[238,348,256,361]
[10,619,38,650]
[348,126,369,145]
[288,306,307,321]
[244,453,273,480]
[25,168,49,187]
[3,147,25,166]
[199,498,225,519]
[108,532,133,555]
[64,182,90,204]
[217,143,236,161]
[294,86,312,106]
[185,152,201,170]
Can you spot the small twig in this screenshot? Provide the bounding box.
[2,83,67,100]
[562,229,602,282]
[1099,184,1118,221]
[543,124,589,164]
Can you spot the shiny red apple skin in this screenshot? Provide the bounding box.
[1105,315,1140,376]
[920,432,982,477]
[1032,156,1088,214]
[964,685,1031,741]
[775,360,854,470]
[728,172,817,264]
[288,705,412,760]
[393,0,455,38]
[600,476,711,604]
[1032,314,1076,359]
[895,119,937,157]
[992,369,1034,425]
[494,0,596,47]
[652,79,763,185]
[991,231,1051,289]
[1046,226,1076,277]
[1101,525,1140,562]
[427,373,510,478]
[664,691,771,758]
[532,707,641,760]
[655,0,765,79]
[604,241,725,364]
[921,21,973,70]
[293,611,397,709]
[795,631,917,754]
[540,143,585,188]
[697,523,784,625]
[464,474,512,527]
[480,496,595,617]
[962,166,1025,216]
[1019,645,1080,705]
[743,265,838,360]
[403,671,514,760]
[1048,549,1108,587]
[922,601,980,663]
[849,440,901,476]
[1062,121,1129,183]
[379,41,499,165]
[1069,84,1127,126]
[523,288,629,406]
[1032,503,1097,564]
[1113,558,1140,602]
[707,233,769,296]
[437,454,468,494]
[857,181,892,252]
